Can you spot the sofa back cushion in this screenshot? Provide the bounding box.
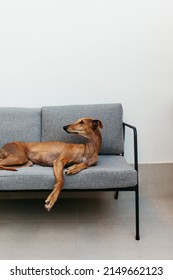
[0,108,41,147]
[41,104,123,155]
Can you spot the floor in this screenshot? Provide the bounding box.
[0,192,173,260]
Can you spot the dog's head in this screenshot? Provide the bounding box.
[63,118,103,139]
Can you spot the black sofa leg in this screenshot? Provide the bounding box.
[135,186,140,240]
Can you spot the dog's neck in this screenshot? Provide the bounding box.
[84,129,102,157]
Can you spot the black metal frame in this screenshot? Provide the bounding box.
[120,122,140,240]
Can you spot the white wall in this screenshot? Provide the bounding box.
[0,0,173,163]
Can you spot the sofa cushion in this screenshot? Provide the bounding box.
[41,104,123,155]
[0,108,41,147]
[0,156,137,191]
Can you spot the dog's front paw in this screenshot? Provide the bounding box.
[65,165,78,175]
[45,195,57,212]
[45,199,52,212]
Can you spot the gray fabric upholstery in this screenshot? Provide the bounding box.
[0,156,137,191]
[0,108,41,147]
[41,104,123,155]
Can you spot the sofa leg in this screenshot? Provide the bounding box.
[135,186,140,240]
[114,191,119,199]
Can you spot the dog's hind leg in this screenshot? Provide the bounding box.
[0,143,28,171]
[0,165,18,171]
[7,160,34,169]
[0,155,30,171]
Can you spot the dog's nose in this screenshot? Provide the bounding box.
[63,125,69,132]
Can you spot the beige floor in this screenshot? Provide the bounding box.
[0,192,173,260]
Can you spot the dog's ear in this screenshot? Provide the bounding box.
[92,119,103,129]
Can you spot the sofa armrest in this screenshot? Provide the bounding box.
[123,122,138,174]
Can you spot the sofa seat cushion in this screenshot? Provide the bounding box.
[0,156,137,191]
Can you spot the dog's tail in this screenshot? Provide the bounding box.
[0,165,17,171]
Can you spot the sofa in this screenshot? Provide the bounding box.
[0,103,140,240]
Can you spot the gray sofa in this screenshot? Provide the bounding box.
[0,104,139,240]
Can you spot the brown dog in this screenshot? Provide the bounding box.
[0,118,103,211]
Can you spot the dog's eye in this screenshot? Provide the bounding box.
[80,120,84,124]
